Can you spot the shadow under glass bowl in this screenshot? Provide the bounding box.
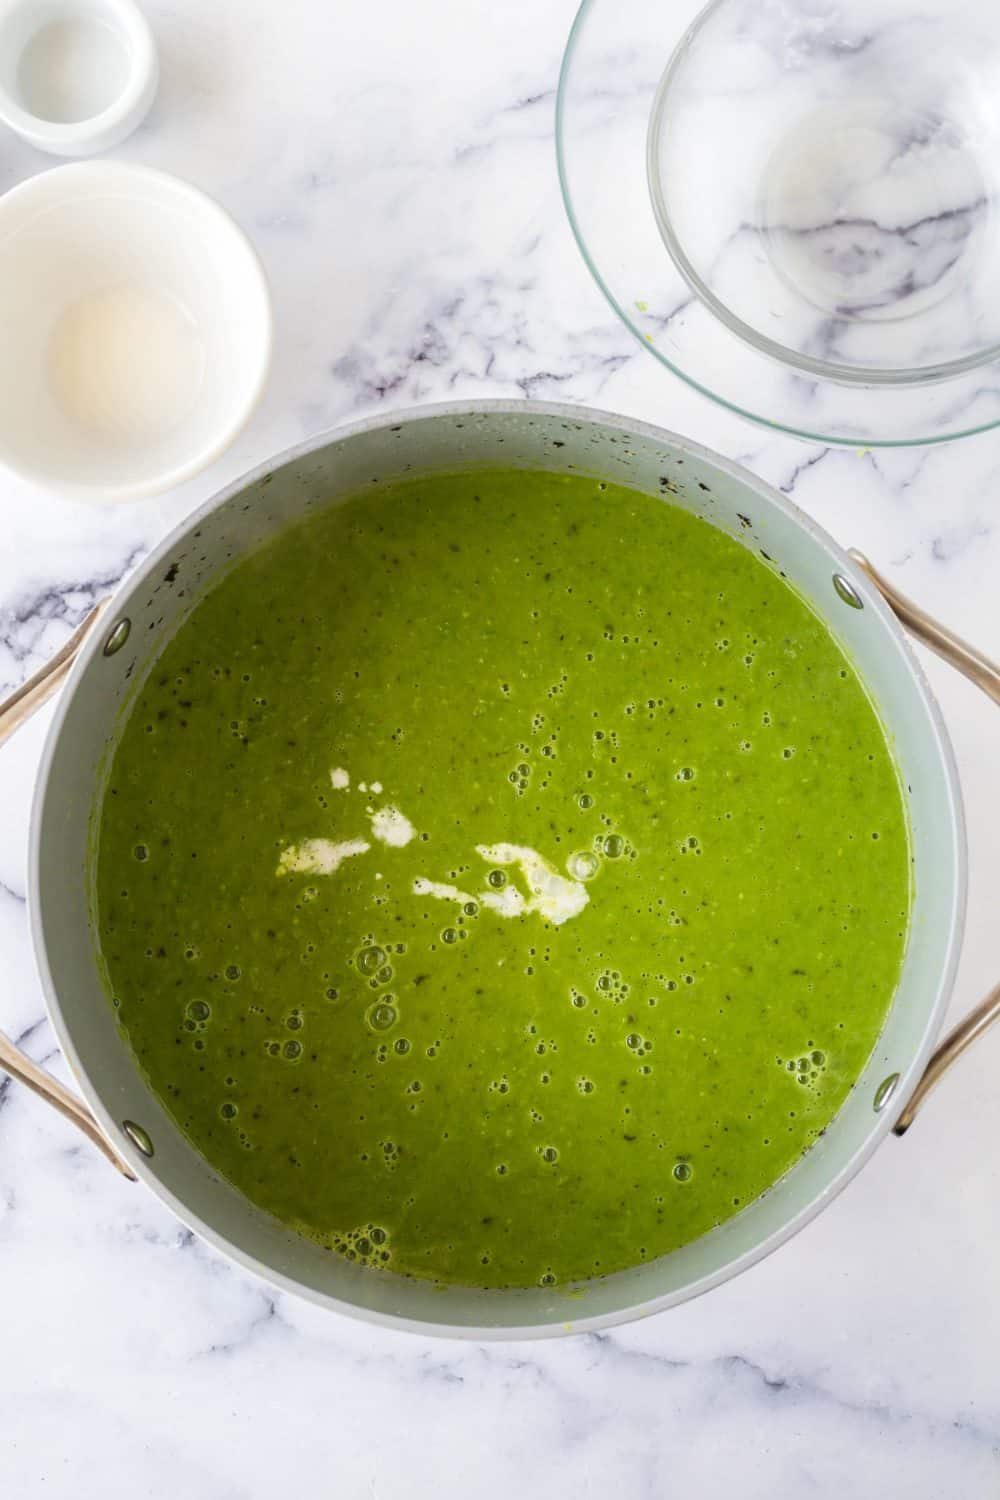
[558,0,1000,446]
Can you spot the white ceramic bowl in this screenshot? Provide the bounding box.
[0,162,272,503]
[0,0,158,156]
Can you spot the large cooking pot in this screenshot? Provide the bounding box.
[2,401,998,1338]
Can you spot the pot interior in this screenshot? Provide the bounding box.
[31,403,964,1336]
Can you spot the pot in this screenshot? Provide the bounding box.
[2,400,998,1338]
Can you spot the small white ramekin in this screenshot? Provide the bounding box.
[0,162,273,504]
[0,0,158,157]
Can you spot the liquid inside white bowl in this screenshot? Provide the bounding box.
[16,15,129,124]
[49,285,205,449]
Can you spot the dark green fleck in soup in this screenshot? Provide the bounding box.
[95,470,910,1288]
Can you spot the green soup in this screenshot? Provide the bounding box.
[95,470,910,1288]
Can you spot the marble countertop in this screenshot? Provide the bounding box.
[2,2,999,1495]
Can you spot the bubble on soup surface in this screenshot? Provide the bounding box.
[568,850,598,881]
[357,945,386,975]
[367,1001,397,1032]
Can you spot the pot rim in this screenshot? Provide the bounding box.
[27,398,968,1338]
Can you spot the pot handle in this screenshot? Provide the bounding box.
[0,600,135,1179]
[848,552,1000,1136]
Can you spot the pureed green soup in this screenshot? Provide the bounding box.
[95,470,910,1288]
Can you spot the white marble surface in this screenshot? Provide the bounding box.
[1,2,999,1495]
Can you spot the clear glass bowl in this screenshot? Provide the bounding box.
[557,0,1000,446]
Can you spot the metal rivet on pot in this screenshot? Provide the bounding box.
[103,618,131,656]
[122,1120,154,1157]
[873,1073,900,1113]
[832,573,864,610]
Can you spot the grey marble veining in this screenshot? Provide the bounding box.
[0,2,999,1496]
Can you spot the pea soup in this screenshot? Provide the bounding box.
[95,470,910,1288]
